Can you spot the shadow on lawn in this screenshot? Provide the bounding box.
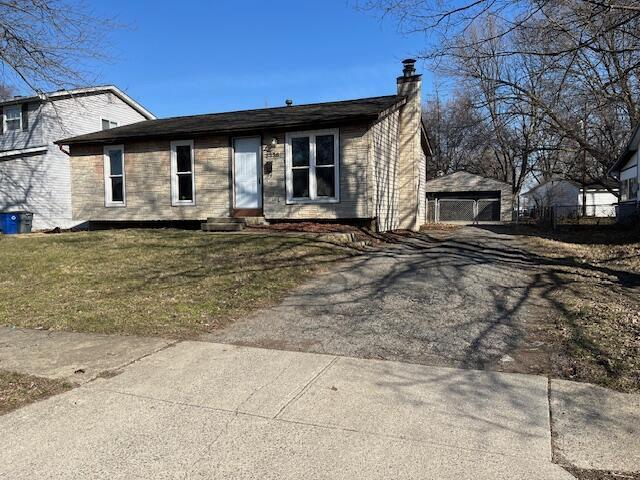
[64,230,361,294]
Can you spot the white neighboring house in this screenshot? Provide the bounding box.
[520,179,618,217]
[609,123,640,221]
[0,86,154,230]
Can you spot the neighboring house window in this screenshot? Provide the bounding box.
[285,129,339,203]
[170,140,195,205]
[102,119,118,130]
[620,177,638,201]
[4,105,22,131]
[103,145,126,207]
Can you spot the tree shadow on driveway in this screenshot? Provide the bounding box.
[209,227,640,378]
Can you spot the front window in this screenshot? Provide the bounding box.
[171,140,195,205]
[5,105,21,131]
[621,177,638,201]
[103,145,125,206]
[102,119,118,130]
[286,129,339,203]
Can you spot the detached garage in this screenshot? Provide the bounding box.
[425,172,513,223]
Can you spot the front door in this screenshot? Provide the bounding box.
[233,137,262,210]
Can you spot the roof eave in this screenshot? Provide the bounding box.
[56,114,380,146]
[609,123,640,175]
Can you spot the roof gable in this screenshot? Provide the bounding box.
[425,171,511,191]
[609,123,640,174]
[1,86,155,120]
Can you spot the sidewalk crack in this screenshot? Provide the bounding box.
[273,355,338,420]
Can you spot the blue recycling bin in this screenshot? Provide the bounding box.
[0,212,21,234]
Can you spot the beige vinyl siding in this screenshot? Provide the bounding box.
[418,151,427,224]
[369,110,400,231]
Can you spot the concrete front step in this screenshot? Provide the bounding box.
[201,222,244,232]
[206,217,245,224]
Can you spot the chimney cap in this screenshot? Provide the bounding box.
[402,58,417,77]
[285,99,293,107]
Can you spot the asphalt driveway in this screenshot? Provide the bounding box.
[209,227,560,374]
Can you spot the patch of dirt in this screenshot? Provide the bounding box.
[0,371,73,415]
[545,282,640,393]
[248,222,363,234]
[564,466,640,480]
[419,223,464,231]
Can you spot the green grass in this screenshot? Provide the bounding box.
[0,371,72,415]
[0,229,350,337]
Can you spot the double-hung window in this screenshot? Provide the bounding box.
[4,105,22,131]
[285,129,339,203]
[103,145,125,206]
[621,177,638,201]
[102,119,118,130]
[171,140,195,205]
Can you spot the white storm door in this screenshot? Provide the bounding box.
[233,137,262,209]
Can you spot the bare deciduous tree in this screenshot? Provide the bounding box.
[0,82,14,100]
[363,0,640,193]
[422,90,489,178]
[0,0,113,94]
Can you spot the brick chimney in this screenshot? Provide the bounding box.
[396,59,423,230]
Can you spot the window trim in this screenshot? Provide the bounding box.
[101,118,118,130]
[4,105,22,131]
[103,145,126,207]
[170,140,196,206]
[285,128,340,204]
[621,176,639,202]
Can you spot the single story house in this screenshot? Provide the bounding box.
[0,86,154,230]
[609,123,639,221]
[425,171,513,223]
[56,60,432,232]
[520,178,618,218]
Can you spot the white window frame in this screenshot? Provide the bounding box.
[103,145,126,207]
[285,128,340,204]
[101,118,118,130]
[4,105,22,131]
[170,140,196,206]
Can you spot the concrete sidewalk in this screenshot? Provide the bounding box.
[0,341,574,479]
[0,326,173,383]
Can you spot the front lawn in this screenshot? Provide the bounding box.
[0,371,72,415]
[517,227,640,392]
[0,229,351,337]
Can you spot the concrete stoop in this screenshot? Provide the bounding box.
[201,217,269,232]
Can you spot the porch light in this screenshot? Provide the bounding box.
[271,137,277,148]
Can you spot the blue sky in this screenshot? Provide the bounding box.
[83,0,435,118]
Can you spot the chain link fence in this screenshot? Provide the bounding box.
[438,199,475,222]
[518,204,618,228]
[477,199,500,221]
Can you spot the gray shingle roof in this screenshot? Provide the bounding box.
[57,95,402,145]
